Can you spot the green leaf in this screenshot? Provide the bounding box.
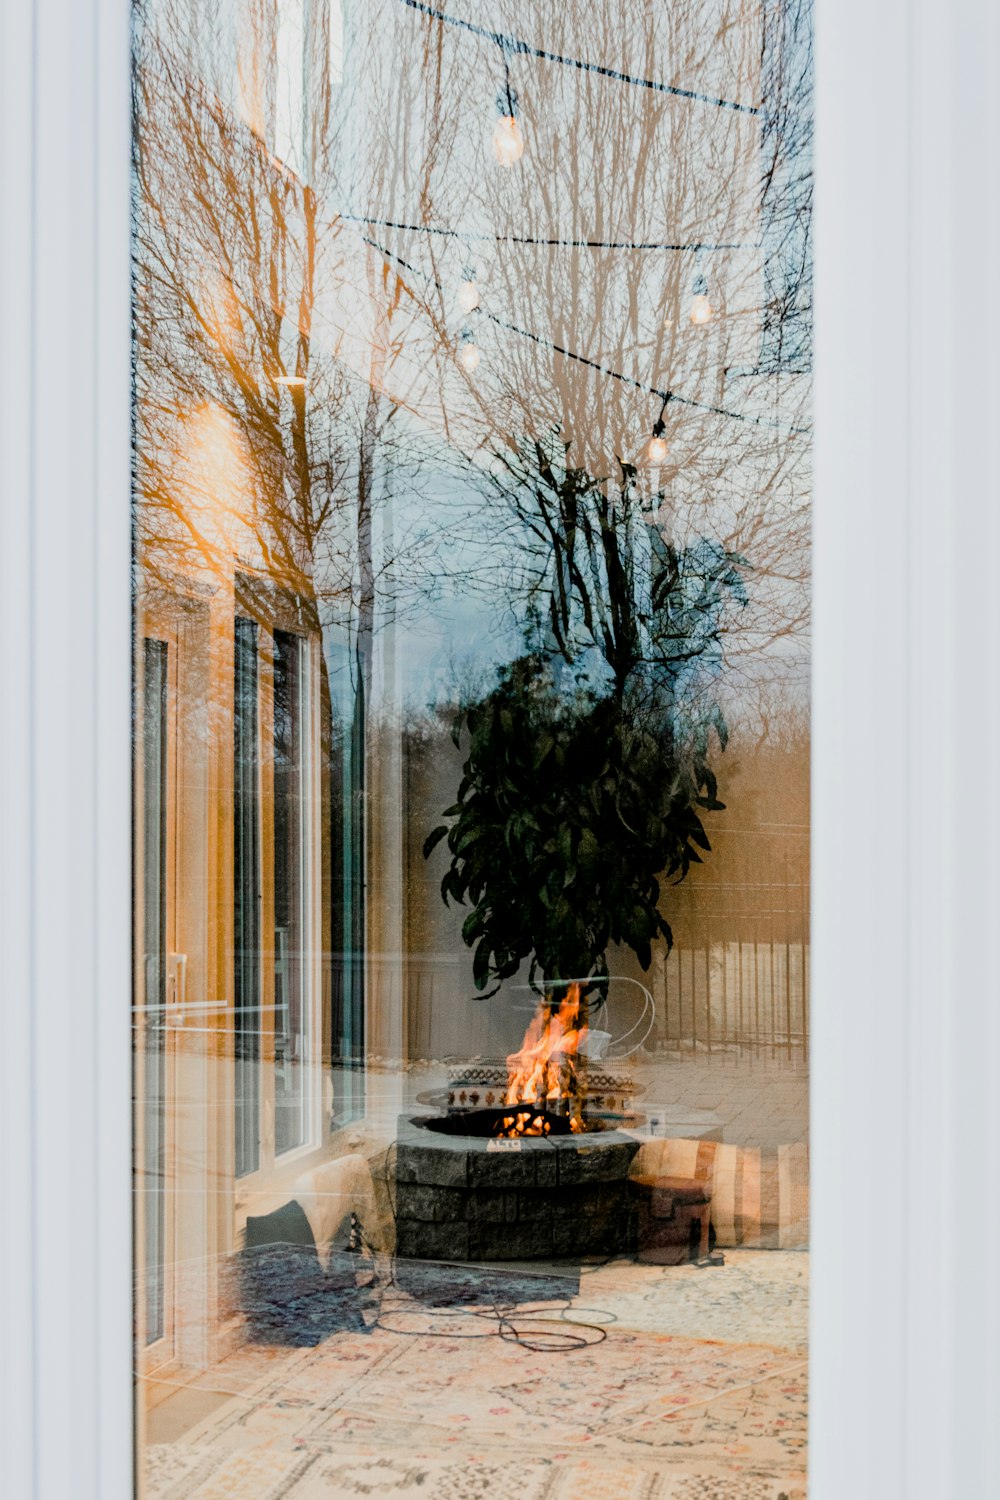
[689,820,711,852]
[422,824,449,860]
[473,938,492,990]
[462,907,488,944]
[533,733,554,769]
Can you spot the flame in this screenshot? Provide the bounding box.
[499,983,589,1136]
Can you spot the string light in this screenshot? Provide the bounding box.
[493,61,525,166]
[457,270,480,313]
[458,329,481,373]
[647,397,670,465]
[690,273,713,326]
[359,232,811,438]
[338,12,807,449]
[492,106,524,166]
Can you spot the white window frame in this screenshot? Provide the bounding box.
[233,621,325,1196]
[3,1,1000,1497]
[267,626,322,1166]
[810,3,1000,1495]
[1,2,132,1496]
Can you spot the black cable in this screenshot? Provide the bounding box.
[374,1288,607,1349]
[338,214,751,253]
[476,305,809,436]
[360,230,811,439]
[359,1154,608,1352]
[398,0,759,116]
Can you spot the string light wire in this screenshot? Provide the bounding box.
[338,214,752,253]
[359,230,811,439]
[398,0,759,115]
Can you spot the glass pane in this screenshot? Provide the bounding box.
[327,618,366,1125]
[273,629,308,1154]
[140,638,167,1347]
[234,615,261,1179]
[133,0,812,1491]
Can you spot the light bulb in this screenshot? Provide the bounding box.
[492,114,525,166]
[647,435,669,464]
[458,342,481,373]
[457,279,480,314]
[274,373,307,387]
[690,293,713,326]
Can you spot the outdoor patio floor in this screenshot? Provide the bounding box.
[142,1249,808,1499]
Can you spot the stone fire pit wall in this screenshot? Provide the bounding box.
[393,1115,641,1261]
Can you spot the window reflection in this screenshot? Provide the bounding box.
[233,616,261,1179]
[273,628,309,1155]
[140,639,168,1346]
[133,0,812,1490]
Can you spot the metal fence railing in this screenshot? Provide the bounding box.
[655,939,809,1058]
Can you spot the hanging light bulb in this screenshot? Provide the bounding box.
[458,329,481,373]
[457,276,480,314]
[647,397,670,465]
[492,78,524,165]
[492,112,524,165]
[690,272,713,326]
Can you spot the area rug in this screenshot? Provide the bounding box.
[142,1253,808,1499]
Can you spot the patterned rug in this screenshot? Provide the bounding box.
[142,1252,808,1499]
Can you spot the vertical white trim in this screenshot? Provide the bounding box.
[308,632,325,1150]
[0,0,133,1497]
[0,6,39,1492]
[813,1,1000,1495]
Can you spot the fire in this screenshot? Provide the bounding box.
[499,983,589,1136]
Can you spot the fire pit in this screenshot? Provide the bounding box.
[392,1111,640,1262]
[392,983,642,1261]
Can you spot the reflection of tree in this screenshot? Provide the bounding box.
[136,5,329,613]
[759,0,813,376]
[132,0,449,633]
[134,1,812,717]
[485,433,747,702]
[426,435,748,997]
[333,0,813,730]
